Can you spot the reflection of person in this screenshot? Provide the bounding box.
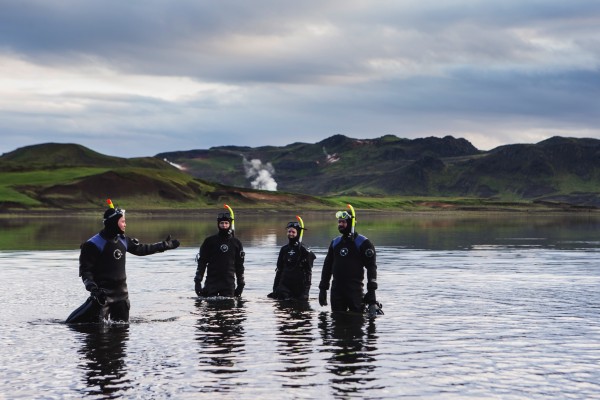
[195,211,245,297]
[194,299,246,374]
[268,221,316,301]
[273,301,313,376]
[318,311,377,391]
[318,210,378,312]
[69,324,131,396]
[67,201,180,323]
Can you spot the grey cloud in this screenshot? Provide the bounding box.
[1,0,599,157]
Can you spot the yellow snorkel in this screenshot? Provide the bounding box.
[347,203,356,236]
[224,204,235,232]
[296,215,305,244]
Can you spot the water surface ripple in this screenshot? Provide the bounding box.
[1,229,599,398]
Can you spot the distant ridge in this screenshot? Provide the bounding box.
[0,142,167,170]
[2,135,600,210]
[1,143,118,166]
[156,134,600,207]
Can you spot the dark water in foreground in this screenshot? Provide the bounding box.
[1,213,599,399]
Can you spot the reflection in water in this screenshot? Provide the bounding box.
[272,300,315,381]
[69,323,131,398]
[194,297,247,389]
[319,312,379,398]
[3,214,600,398]
[4,212,600,251]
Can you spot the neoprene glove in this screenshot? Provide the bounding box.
[319,289,328,306]
[85,280,98,292]
[234,286,244,297]
[163,235,180,250]
[194,280,203,296]
[91,288,107,305]
[363,290,377,305]
[84,280,107,305]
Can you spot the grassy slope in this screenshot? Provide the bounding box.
[2,142,598,212]
[0,168,110,206]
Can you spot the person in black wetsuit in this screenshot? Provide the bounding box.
[66,203,180,323]
[268,221,316,301]
[318,210,378,313]
[194,211,245,297]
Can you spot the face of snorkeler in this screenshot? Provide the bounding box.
[219,220,230,230]
[337,219,348,232]
[117,216,126,232]
[287,227,298,239]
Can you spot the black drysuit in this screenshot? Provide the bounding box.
[271,239,316,300]
[70,229,170,322]
[195,230,245,297]
[319,232,377,312]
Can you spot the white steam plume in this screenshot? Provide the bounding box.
[242,157,278,191]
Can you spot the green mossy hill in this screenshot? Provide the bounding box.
[3,136,600,211]
[0,143,331,211]
[0,143,166,171]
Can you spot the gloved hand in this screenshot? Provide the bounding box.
[194,280,203,297]
[319,289,328,306]
[84,280,107,305]
[267,292,276,299]
[363,290,377,305]
[85,280,98,292]
[234,286,244,297]
[163,235,180,250]
[91,287,107,305]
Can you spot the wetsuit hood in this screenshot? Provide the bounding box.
[103,207,124,236]
[217,212,233,237]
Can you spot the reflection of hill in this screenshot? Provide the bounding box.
[2,213,598,251]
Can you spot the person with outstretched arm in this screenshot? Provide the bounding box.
[67,199,180,323]
[318,207,379,314]
[268,218,316,301]
[194,207,245,297]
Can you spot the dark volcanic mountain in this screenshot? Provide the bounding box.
[157,134,600,206]
[157,134,481,195]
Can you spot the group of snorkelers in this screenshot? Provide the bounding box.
[66,200,382,324]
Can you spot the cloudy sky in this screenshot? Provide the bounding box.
[1,0,599,158]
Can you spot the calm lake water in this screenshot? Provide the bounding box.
[1,211,599,399]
